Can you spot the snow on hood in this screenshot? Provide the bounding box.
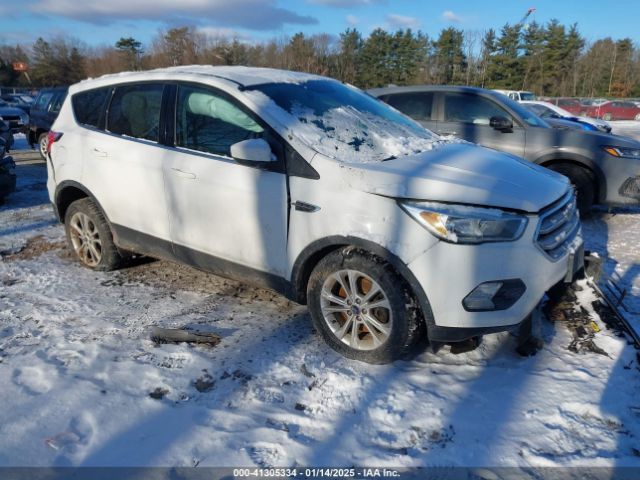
[243,86,457,163]
[341,142,570,213]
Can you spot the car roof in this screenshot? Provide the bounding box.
[73,65,326,93]
[368,84,506,98]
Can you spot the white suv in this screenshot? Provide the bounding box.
[46,66,583,363]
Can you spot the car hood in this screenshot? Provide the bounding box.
[340,143,569,213]
[0,106,26,116]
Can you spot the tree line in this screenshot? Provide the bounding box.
[1,20,638,98]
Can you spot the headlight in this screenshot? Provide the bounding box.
[400,201,528,244]
[603,146,640,159]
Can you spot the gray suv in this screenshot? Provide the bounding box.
[370,85,640,211]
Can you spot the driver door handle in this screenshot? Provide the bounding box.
[92,148,108,157]
[439,131,458,136]
[171,168,196,180]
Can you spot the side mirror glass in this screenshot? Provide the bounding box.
[490,115,513,132]
[230,138,273,164]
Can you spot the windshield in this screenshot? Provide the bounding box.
[520,92,536,101]
[245,80,442,163]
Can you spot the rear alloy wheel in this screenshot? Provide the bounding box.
[64,198,126,271]
[635,113,640,121]
[38,132,48,160]
[603,113,612,121]
[307,248,425,364]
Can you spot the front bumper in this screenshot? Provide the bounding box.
[599,154,640,205]
[407,213,583,340]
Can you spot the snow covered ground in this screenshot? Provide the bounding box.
[1,135,640,470]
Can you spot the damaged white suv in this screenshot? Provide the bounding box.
[46,66,583,363]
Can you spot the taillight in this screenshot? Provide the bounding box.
[46,131,63,156]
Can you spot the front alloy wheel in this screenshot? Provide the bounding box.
[69,211,102,267]
[320,269,393,351]
[307,248,426,363]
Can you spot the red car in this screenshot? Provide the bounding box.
[549,97,584,116]
[586,101,640,121]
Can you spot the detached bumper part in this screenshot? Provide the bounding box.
[619,176,640,200]
[462,279,526,312]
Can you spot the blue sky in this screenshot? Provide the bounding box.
[0,0,638,48]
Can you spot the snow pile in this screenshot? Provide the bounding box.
[244,89,456,164]
[1,162,640,468]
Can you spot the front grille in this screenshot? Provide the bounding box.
[535,189,581,261]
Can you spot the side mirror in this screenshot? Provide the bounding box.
[230,138,273,164]
[490,115,513,132]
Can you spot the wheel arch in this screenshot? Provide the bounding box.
[54,181,110,226]
[290,236,435,329]
[536,153,606,203]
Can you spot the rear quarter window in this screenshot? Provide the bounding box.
[33,91,54,111]
[381,92,434,121]
[72,88,112,129]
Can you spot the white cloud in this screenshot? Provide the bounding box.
[196,27,253,42]
[29,0,318,30]
[346,15,359,26]
[442,10,463,23]
[386,14,420,30]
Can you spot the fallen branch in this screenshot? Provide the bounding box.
[150,327,221,346]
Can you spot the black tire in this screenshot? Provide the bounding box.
[547,164,595,214]
[37,132,48,161]
[64,198,125,271]
[307,247,425,364]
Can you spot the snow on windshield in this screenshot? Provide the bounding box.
[244,81,451,163]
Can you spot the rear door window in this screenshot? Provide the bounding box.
[107,84,164,142]
[381,92,434,121]
[50,91,67,114]
[443,92,510,125]
[175,84,264,157]
[72,88,111,129]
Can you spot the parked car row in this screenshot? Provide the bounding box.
[28,87,68,159]
[372,85,640,212]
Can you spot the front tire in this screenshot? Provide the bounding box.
[547,164,595,214]
[307,248,424,364]
[64,198,125,271]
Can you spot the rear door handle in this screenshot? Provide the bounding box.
[92,148,108,157]
[171,168,196,180]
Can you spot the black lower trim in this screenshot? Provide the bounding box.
[112,224,295,300]
[428,319,524,343]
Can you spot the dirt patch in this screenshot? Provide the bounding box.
[118,258,296,308]
[1,235,66,261]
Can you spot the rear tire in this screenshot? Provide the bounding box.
[307,247,425,364]
[64,198,125,271]
[547,164,595,214]
[37,132,48,160]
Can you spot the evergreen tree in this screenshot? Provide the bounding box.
[432,27,466,84]
[115,37,143,71]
